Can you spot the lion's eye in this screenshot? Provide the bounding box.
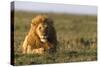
[45,26,48,29]
[39,27,42,30]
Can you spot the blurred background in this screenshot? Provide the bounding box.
[14,1,97,15]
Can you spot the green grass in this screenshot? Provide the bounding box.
[13,11,97,66]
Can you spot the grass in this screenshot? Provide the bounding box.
[13,11,97,66]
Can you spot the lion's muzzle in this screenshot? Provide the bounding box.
[40,36,48,43]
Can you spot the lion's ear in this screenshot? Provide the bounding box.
[47,18,54,26]
[31,18,37,26]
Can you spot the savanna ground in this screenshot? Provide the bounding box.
[13,11,97,66]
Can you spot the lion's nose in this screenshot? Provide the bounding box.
[43,33,46,36]
[41,28,46,32]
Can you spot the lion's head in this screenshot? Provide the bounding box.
[22,15,57,54]
[31,15,53,43]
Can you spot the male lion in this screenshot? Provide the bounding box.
[21,15,57,54]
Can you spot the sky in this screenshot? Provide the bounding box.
[14,1,97,15]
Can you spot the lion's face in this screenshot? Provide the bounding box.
[36,22,49,43]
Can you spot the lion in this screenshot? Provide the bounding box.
[21,15,57,55]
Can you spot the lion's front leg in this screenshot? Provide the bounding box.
[22,36,28,54]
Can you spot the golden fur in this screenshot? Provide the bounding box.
[21,15,57,54]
